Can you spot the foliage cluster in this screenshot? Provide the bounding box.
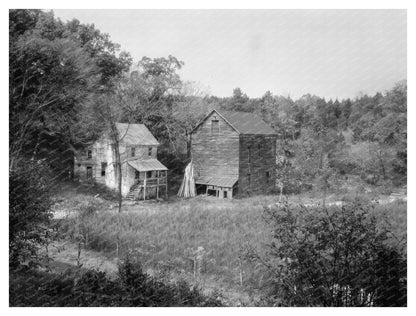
[9,9,131,175]
[9,159,56,268]
[251,201,406,306]
[10,255,222,307]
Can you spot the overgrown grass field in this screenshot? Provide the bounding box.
[54,183,407,304]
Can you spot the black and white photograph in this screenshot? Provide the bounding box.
[7,3,409,308]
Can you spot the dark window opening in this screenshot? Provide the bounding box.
[211,120,219,135]
[101,162,107,176]
[207,189,217,197]
[87,149,92,159]
[224,191,228,198]
[148,147,152,157]
[266,171,270,183]
[146,171,152,179]
[86,166,92,179]
[131,147,135,157]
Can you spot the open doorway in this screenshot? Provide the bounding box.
[207,189,217,197]
[196,184,207,195]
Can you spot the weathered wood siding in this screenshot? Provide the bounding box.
[74,146,98,183]
[121,145,159,196]
[122,144,158,161]
[94,140,110,185]
[238,134,277,195]
[74,137,160,197]
[191,112,239,179]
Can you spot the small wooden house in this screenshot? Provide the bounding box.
[190,109,277,198]
[74,123,168,200]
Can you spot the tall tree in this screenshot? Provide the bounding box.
[9,9,132,174]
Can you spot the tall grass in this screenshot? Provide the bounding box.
[57,193,406,295]
[58,196,274,289]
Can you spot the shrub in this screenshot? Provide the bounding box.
[252,201,406,306]
[9,160,54,268]
[9,255,223,307]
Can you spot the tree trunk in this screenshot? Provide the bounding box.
[115,142,122,213]
[377,149,387,180]
[186,131,191,160]
[110,122,123,213]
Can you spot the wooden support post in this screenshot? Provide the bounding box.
[156,171,159,200]
[144,171,147,201]
[165,172,168,199]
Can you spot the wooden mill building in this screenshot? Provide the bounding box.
[74,123,168,200]
[190,109,277,198]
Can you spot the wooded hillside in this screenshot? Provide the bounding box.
[10,11,407,196]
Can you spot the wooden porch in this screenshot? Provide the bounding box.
[126,158,168,200]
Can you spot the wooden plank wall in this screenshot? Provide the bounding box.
[75,139,161,197]
[191,112,240,179]
[238,135,277,196]
[122,144,158,161]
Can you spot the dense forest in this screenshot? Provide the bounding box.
[9,10,407,306]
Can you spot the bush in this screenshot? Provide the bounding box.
[10,255,223,307]
[9,160,54,268]
[252,201,406,306]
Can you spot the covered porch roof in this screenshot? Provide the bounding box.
[128,159,168,172]
[195,176,238,188]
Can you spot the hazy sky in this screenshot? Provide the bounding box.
[54,9,406,100]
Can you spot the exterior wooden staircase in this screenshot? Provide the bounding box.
[126,183,142,200]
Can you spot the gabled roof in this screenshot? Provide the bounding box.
[115,123,159,146]
[191,109,277,135]
[128,159,167,172]
[219,110,277,135]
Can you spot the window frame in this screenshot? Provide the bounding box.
[148,147,152,157]
[211,119,220,136]
[131,147,136,157]
[101,162,107,177]
[86,166,93,179]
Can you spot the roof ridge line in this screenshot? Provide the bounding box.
[213,109,241,134]
[190,109,241,134]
